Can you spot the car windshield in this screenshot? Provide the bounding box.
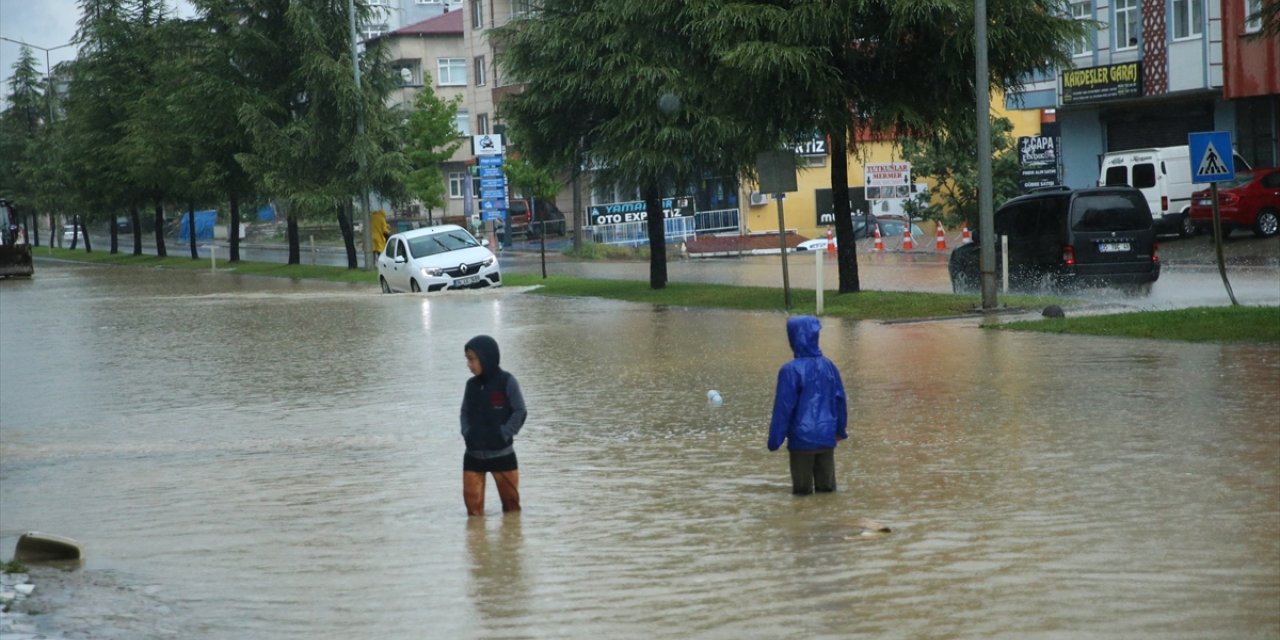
[407,229,479,258]
[1070,193,1152,232]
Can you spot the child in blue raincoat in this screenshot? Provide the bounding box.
[767,316,848,495]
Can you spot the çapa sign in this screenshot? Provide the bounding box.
[587,197,694,226]
[1060,62,1142,105]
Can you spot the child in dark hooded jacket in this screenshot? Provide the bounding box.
[768,316,848,495]
[461,335,527,516]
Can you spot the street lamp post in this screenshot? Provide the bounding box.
[0,36,77,126]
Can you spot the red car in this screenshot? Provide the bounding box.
[1188,167,1280,238]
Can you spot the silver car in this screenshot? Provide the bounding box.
[377,225,501,293]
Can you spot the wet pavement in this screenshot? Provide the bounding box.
[1,261,1277,639]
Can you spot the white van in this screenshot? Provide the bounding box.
[1098,145,1251,237]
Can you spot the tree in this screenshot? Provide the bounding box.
[495,0,781,289]
[237,0,405,267]
[899,117,1022,228]
[403,78,462,217]
[0,48,47,236]
[690,0,1086,293]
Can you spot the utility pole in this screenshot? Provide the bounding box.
[975,0,997,309]
[347,0,374,270]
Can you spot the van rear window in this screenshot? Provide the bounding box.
[1071,193,1152,232]
[1131,163,1156,188]
[1103,166,1128,186]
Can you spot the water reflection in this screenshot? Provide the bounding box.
[1,263,1276,639]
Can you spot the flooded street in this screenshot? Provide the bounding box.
[1,263,1278,639]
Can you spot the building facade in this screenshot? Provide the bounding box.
[1011,0,1278,189]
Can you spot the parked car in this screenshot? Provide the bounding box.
[1187,167,1280,238]
[795,237,835,252]
[1098,145,1252,237]
[948,186,1160,294]
[62,224,79,244]
[795,215,923,251]
[498,199,567,239]
[376,225,501,293]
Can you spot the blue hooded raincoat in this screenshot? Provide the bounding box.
[767,316,848,452]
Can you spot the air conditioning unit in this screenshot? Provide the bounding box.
[748,192,768,206]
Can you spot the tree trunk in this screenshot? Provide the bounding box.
[229,192,241,262]
[80,217,92,252]
[69,214,79,250]
[131,207,143,256]
[338,203,357,269]
[187,203,198,259]
[153,201,167,258]
[287,215,300,265]
[110,216,119,254]
[27,211,39,246]
[830,126,861,293]
[644,182,667,290]
[49,212,56,248]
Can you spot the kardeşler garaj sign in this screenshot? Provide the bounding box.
[1060,62,1142,104]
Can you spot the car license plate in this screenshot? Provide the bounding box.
[1196,198,1213,206]
[453,275,480,287]
[1098,242,1130,253]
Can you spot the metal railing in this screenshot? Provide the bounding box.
[694,208,739,235]
[586,216,697,246]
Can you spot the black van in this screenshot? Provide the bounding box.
[948,186,1160,294]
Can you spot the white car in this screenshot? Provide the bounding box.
[62,224,80,244]
[794,238,834,252]
[376,225,501,293]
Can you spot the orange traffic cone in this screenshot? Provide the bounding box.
[872,225,884,252]
[961,221,973,244]
[826,227,835,254]
[902,224,914,251]
[935,221,947,250]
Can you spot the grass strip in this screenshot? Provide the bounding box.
[994,305,1280,343]
[503,273,1064,320]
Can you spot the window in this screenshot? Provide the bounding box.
[474,56,486,86]
[512,0,534,18]
[454,110,471,136]
[449,172,466,199]
[1115,0,1138,49]
[1173,0,1203,39]
[1071,1,1093,56]
[477,113,489,135]
[361,24,389,40]
[471,0,484,29]
[1245,0,1263,32]
[437,58,466,86]
[1131,163,1156,189]
[416,0,442,4]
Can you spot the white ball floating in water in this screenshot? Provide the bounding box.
[707,390,722,406]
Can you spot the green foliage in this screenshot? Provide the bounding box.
[404,79,462,212]
[1,559,28,574]
[899,117,1022,227]
[502,157,560,202]
[560,241,651,261]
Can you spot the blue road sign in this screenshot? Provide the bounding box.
[478,155,504,167]
[479,178,505,189]
[478,167,504,178]
[1188,131,1235,184]
[480,189,506,199]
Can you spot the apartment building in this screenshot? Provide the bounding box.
[1011,0,1278,188]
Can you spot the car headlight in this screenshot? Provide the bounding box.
[422,267,443,277]
[481,257,495,267]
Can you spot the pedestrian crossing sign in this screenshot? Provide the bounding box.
[1188,131,1235,184]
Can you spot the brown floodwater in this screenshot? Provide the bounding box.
[1,263,1277,639]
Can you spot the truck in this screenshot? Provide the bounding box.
[0,199,34,278]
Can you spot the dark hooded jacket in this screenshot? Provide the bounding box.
[460,335,527,458]
[767,316,848,452]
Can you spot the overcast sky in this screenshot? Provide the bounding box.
[0,0,193,106]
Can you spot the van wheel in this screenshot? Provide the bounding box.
[1179,214,1197,238]
[410,279,421,293]
[1254,209,1279,238]
[379,277,392,293]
